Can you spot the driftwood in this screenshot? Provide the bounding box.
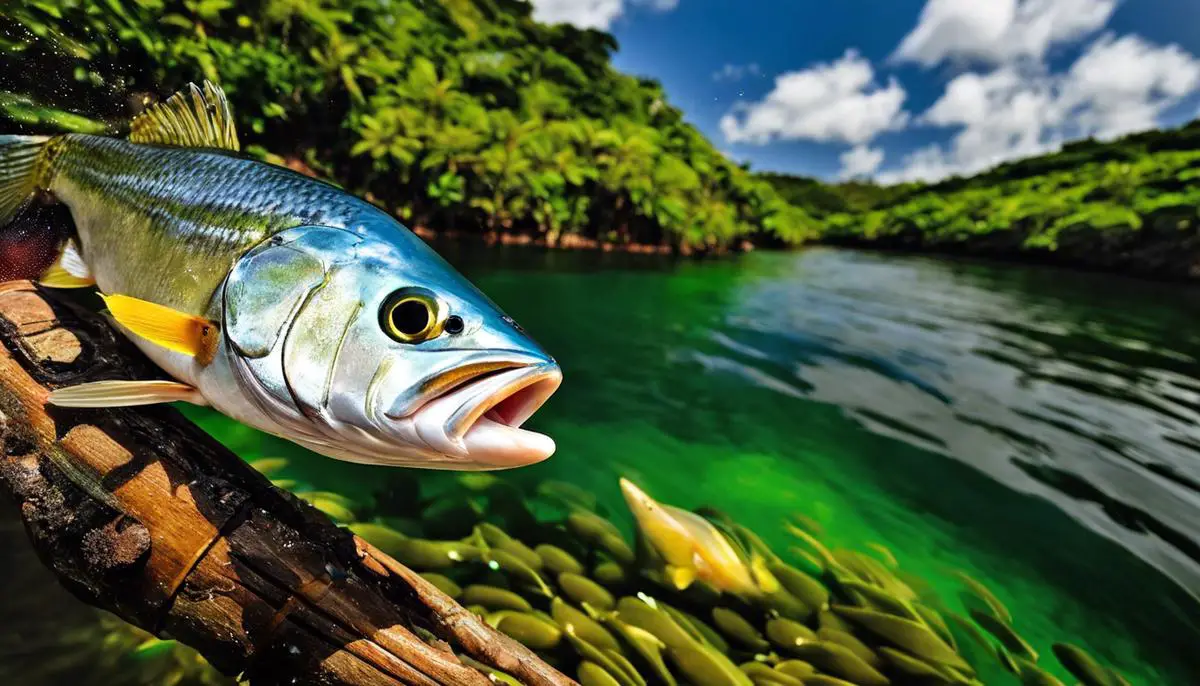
[0,281,577,686]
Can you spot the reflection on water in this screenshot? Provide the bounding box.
[705,249,1200,598]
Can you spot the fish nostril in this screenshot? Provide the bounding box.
[501,314,525,333]
[445,315,464,335]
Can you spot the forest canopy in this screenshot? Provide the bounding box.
[3,0,1198,267]
[763,121,1200,267]
[0,0,822,254]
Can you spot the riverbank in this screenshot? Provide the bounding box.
[818,218,1200,282]
[409,218,1200,283]
[410,225,758,257]
[766,120,1200,282]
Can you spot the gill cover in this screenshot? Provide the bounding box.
[222,225,363,432]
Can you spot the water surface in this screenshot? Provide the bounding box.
[437,245,1200,684]
[8,245,1200,684]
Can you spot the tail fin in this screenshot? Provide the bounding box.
[0,135,52,226]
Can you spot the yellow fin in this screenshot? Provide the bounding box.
[101,293,218,362]
[47,380,207,408]
[129,80,240,152]
[39,264,95,288]
[39,240,95,289]
[667,565,696,590]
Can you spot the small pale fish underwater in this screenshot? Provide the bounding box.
[0,80,562,470]
[621,478,779,599]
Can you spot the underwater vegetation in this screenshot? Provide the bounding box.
[233,456,1134,686]
[0,0,820,254]
[0,441,1161,686]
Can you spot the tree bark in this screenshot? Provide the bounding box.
[0,281,577,686]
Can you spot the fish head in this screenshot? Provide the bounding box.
[619,478,698,570]
[219,224,562,469]
[619,478,761,595]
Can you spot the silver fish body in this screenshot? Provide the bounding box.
[0,84,562,470]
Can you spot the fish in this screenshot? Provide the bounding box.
[619,478,772,597]
[0,80,562,470]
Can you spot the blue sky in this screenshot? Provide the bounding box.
[529,0,1200,182]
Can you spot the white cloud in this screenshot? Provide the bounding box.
[720,50,908,145]
[892,0,1117,67]
[839,145,885,179]
[880,34,1200,183]
[713,63,761,82]
[529,0,677,30]
[1062,34,1200,137]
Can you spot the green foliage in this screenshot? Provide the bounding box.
[1,0,807,253]
[762,121,1200,256]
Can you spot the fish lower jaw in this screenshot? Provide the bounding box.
[402,363,563,470]
[458,413,557,469]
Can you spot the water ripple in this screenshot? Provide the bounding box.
[701,248,1200,599]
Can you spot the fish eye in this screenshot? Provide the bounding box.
[380,288,444,343]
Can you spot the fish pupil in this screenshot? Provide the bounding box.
[391,299,431,336]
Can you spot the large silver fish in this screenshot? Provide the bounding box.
[0,81,562,470]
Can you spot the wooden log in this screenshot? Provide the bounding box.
[0,281,577,686]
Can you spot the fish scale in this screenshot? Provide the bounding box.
[47,134,369,315]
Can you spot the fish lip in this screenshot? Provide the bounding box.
[395,360,563,469]
[448,362,563,436]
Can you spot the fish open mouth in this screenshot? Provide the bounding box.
[406,361,563,469]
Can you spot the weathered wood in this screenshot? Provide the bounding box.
[0,281,578,686]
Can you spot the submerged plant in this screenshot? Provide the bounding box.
[242,458,1137,685]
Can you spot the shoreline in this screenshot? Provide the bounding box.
[410,225,757,256]
[411,223,1200,284]
[819,234,1200,284]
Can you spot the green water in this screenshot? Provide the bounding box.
[8,245,1195,683]
[178,245,1200,684]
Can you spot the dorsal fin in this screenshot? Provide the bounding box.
[129,80,240,152]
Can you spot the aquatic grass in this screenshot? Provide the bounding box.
[235,453,1147,685]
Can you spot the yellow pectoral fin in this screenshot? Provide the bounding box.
[101,293,219,363]
[39,239,96,289]
[667,565,696,590]
[39,263,96,289]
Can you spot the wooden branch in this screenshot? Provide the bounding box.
[0,281,577,686]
